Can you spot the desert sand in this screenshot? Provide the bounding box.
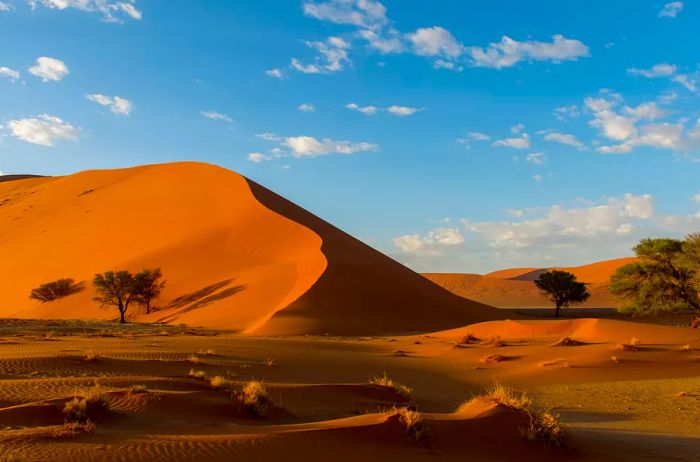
[423,258,637,309]
[1,164,699,461]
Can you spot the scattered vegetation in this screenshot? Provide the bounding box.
[186,354,201,364]
[460,333,480,344]
[394,406,427,442]
[615,343,637,352]
[233,380,270,417]
[611,235,700,318]
[29,278,85,302]
[63,385,110,422]
[479,354,506,364]
[534,270,591,317]
[48,421,96,438]
[369,372,413,398]
[209,375,230,390]
[482,382,532,410]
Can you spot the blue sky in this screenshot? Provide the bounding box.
[1,0,699,273]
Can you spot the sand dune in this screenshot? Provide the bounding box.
[0,162,498,335]
[424,258,636,308]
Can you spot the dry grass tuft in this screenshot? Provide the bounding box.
[615,343,637,352]
[552,337,585,347]
[482,382,532,410]
[47,421,96,438]
[369,372,413,398]
[522,409,568,452]
[479,354,506,364]
[263,358,276,367]
[188,368,206,379]
[209,375,230,390]
[82,350,100,362]
[233,380,270,417]
[63,385,109,422]
[395,407,427,442]
[539,359,570,368]
[482,336,505,347]
[630,337,641,346]
[186,355,201,364]
[197,348,216,356]
[460,333,480,344]
[128,384,148,394]
[611,355,620,364]
[680,344,692,352]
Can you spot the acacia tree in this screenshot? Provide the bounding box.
[134,268,166,314]
[534,270,591,317]
[611,235,700,316]
[93,271,140,324]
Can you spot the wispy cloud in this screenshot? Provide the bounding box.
[0,66,20,82]
[30,0,142,23]
[86,94,132,116]
[659,1,683,18]
[201,110,233,123]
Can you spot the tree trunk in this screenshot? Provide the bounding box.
[145,301,151,315]
[119,301,127,324]
[555,303,561,317]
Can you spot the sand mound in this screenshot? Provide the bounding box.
[0,162,499,335]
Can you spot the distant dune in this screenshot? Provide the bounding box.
[423,258,636,308]
[0,162,500,335]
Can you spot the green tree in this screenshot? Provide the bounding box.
[534,270,591,317]
[133,268,166,314]
[611,236,700,315]
[93,271,140,324]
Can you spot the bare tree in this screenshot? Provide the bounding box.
[93,271,140,324]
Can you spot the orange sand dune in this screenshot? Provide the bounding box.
[424,257,636,308]
[0,162,499,335]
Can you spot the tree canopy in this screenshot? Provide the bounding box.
[534,270,590,317]
[611,234,700,315]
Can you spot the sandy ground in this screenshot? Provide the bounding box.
[1,317,698,461]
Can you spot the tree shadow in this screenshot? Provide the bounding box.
[155,279,246,322]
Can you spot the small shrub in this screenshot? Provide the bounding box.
[393,350,409,357]
[188,368,206,379]
[611,355,620,364]
[369,372,412,398]
[129,384,148,394]
[615,343,637,352]
[461,333,480,344]
[263,358,276,367]
[63,386,109,422]
[539,359,570,368]
[522,409,568,452]
[395,407,427,442]
[197,348,216,356]
[680,344,692,352]
[30,278,84,303]
[630,337,641,346]
[209,375,230,390]
[83,350,100,362]
[552,337,585,347]
[186,355,201,364]
[483,336,505,347]
[233,380,270,417]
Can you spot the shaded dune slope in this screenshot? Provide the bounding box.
[0,162,499,335]
[245,179,501,335]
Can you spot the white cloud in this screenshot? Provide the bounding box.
[672,74,698,93]
[0,66,20,82]
[0,2,13,11]
[532,174,543,182]
[692,193,700,203]
[510,123,525,133]
[542,131,585,149]
[493,133,530,149]
[406,26,463,58]
[248,152,269,163]
[291,36,350,74]
[659,1,683,18]
[303,0,388,30]
[433,59,462,71]
[201,110,233,123]
[284,135,378,157]
[298,103,316,112]
[627,63,677,78]
[526,151,547,165]
[387,105,421,116]
[624,102,667,120]
[393,227,464,254]
[469,35,589,69]
[265,68,286,79]
[28,57,68,81]
[468,131,490,141]
[6,114,78,146]
[554,105,580,120]
[31,0,142,22]
[358,29,404,54]
[346,102,378,115]
[86,94,132,116]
